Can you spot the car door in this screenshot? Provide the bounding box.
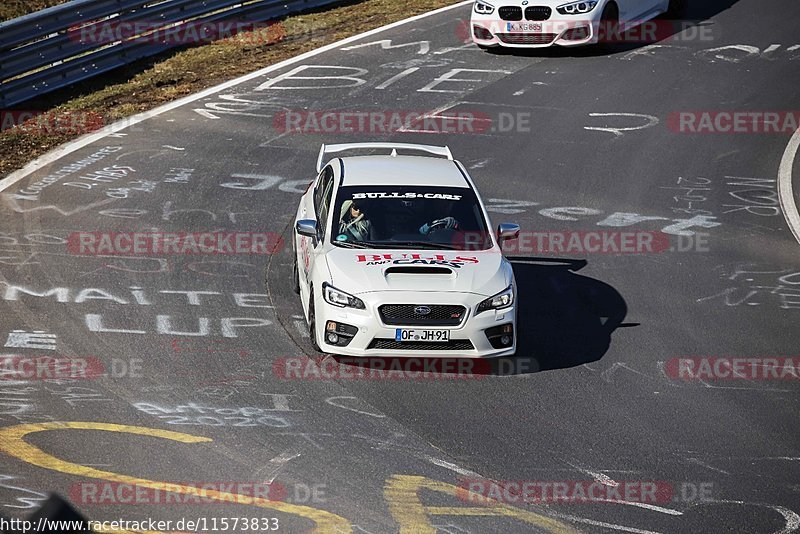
[301,165,335,310]
[619,0,662,22]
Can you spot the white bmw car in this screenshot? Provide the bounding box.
[293,143,520,358]
[471,0,687,49]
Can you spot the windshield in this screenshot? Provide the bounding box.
[330,186,493,250]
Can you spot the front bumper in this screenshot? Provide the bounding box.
[314,291,516,358]
[470,14,599,48]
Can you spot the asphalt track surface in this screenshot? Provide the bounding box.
[1,0,800,532]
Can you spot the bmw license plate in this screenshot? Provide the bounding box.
[506,22,542,32]
[395,329,450,342]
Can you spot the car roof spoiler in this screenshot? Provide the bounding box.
[316,142,453,172]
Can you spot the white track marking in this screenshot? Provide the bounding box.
[0,0,472,190]
[561,458,682,515]
[340,39,430,55]
[293,319,310,338]
[592,499,683,515]
[738,457,800,461]
[778,127,800,245]
[260,450,301,483]
[375,67,420,89]
[692,501,799,534]
[583,112,660,137]
[563,458,619,487]
[324,396,386,418]
[421,455,481,477]
[550,512,663,534]
[686,457,731,475]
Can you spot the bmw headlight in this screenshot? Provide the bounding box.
[556,0,598,14]
[474,0,495,15]
[322,282,365,309]
[476,285,514,314]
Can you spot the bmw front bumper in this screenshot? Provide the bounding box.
[470,15,599,48]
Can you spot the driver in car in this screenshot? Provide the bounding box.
[339,199,377,241]
[419,200,460,235]
[419,217,459,235]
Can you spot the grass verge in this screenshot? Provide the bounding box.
[0,0,463,178]
[0,0,66,23]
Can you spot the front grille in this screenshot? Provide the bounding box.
[496,32,557,45]
[379,304,466,326]
[367,339,475,351]
[498,6,522,20]
[524,6,551,20]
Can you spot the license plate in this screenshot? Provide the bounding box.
[395,329,450,342]
[506,22,542,32]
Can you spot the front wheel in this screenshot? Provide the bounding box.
[667,0,688,16]
[308,289,321,352]
[292,254,300,294]
[597,3,620,48]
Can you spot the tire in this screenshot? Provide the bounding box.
[308,289,321,352]
[667,0,687,17]
[292,254,300,294]
[597,3,620,48]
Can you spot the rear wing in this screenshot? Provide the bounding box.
[316,142,453,172]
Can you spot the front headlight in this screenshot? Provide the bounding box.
[474,0,495,15]
[556,0,598,14]
[322,282,365,309]
[476,285,514,314]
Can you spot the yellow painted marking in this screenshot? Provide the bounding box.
[384,475,577,533]
[0,422,351,533]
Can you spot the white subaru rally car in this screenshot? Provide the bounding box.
[293,143,520,358]
[471,0,687,49]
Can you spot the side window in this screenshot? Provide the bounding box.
[315,167,335,239]
[313,169,326,211]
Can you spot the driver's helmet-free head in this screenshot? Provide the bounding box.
[340,199,363,222]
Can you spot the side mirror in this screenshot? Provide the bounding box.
[497,223,520,242]
[296,219,319,245]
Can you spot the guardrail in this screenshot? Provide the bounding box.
[0,0,339,108]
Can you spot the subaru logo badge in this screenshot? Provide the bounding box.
[414,306,431,315]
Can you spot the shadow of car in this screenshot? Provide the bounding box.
[328,256,631,377]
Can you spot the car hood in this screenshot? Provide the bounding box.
[325,248,511,296]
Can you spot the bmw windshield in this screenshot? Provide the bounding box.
[330,186,493,251]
